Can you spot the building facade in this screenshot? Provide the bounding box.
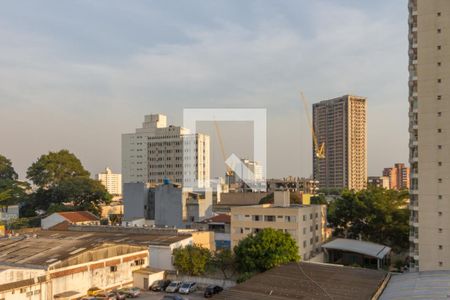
[312,95,367,191]
[230,192,327,260]
[122,114,210,188]
[367,176,390,189]
[382,163,410,190]
[96,167,122,195]
[409,0,450,271]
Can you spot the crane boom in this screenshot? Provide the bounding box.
[213,120,234,176]
[300,92,325,159]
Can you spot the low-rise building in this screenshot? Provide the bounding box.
[0,205,19,223]
[41,211,100,229]
[123,181,213,228]
[368,176,390,189]
[230,191,327,260]
[193,214,231,249]
[0,233,149,300]
[267,177,319,194]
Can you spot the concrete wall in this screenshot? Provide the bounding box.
[123,183,149,221]
[149,238,193,271]
[133,270,165,290]
[166,274,236,289]
[154,184,183,228]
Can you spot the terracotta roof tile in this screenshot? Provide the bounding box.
[57,211,99,223]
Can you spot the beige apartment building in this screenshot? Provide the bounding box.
[409,0,450,271]
[122,114,210,188]
[383,163,410,190]
[313,95,367,191]
[230,192,327,260]
[96,167,122,195]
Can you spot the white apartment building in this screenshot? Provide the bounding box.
[122,114,210,188]
[230,191,327,260]
[96,167,122,195]
[409,0,450,271]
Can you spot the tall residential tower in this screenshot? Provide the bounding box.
[409,0,450,271]
[312,95,367,191]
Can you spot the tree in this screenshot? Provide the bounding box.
[327,187,409,252]
[234,228,300,273]
[0,154,29,213]
[52,177,111,216]
[0,155,18,181]
[173,245,212,276]
[212,249,237,279]
[26,150,90,188]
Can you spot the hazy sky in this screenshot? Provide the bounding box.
[0,0,409,180]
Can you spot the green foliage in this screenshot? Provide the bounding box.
[26,150,111,216]
[26,150,90,188]
[327,187,409,252]
[7,217,41,230]
[0,154,29,213]
[173,245,212,276]
[236,272,255,284]
[52,177,111,216]
[211,249,237,279]
[310,194,327,205]
[0,155,18,181]
[234,228,300,273]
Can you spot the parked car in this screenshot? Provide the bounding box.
[150,280,171,292]
[87,287,102,296]
[161,295,186,300]
[95,292,117,300]
[165,281,182,293]
[118,287,141,298]
[178,282,197,294]
[111,290,127,300]
[204,285,223,298]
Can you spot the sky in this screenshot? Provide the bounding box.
[0,0,409,180]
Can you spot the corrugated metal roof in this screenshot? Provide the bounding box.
[380,271,450,300]
[322,238,391,259]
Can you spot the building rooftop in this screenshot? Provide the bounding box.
[215,262,387,300]
[380,271,450,300]
[322,238,391,259]
[217,193,269,206]
[197,214,231,224]
[55,211,99,223]
[0,229,190,268]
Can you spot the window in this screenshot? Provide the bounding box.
[438,12,441,16]
[303,241,307,248]
[310,238,313,245]
[438,28,442,33]
[439,195,443,199]
[438,45,442,50]
[438,178,443,183]
[437,62,442,67]
[303,215,306,221]
[438,145,443,149]
[437,95,442,100]
[439,245,443,250]
[438,162,442,166]
[252,215,261,221]
[439,211,443,216]
[110,266,118,272]
[438,79,442,83]
[438,129,442,133]
[310,213,313,220]
[239,228,243,234]
[315,224,319,230]
[315,213,318,218]
[303,228,306,235]
[438,112,442,117]
[439,228,443,233]
[134,259,145,266]
[264,215,276,222]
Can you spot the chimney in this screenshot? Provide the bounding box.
[274,191,290,207]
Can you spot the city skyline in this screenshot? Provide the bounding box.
[0,0,408,180]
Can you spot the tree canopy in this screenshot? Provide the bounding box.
[26,150,90,188]
[327,187,409,252]
[173,245,212,276]
[0,154,28,213]
[0,155,18,181]
[234,228,300,273]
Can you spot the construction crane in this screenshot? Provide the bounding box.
[213,120,235,181]
[300,92,326,159]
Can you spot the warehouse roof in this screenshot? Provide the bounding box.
[215,262,387,300]
[0,229,190,267]
[380,270,450,300]
[56,211,99,222]
[322,238,391,259]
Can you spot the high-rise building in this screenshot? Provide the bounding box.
[312,95,367,191]
[96,167,122,195]
[382,163,410,190]
[409,0,450,272]
[122,114,210,187]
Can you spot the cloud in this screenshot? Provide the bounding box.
[0,0,408,179]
